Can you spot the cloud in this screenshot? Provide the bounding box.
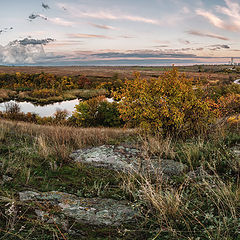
[154,45,169,48]
[182,6,190,14]
[12,38,55,46]
[196,0,240,31]
[89,23,115,30]
[208,44,230,50]
[28,14,38,20]
[196,9,225,29]
[179,39,190,44]
[28,13,74,26]
[48,17,74,26]
[0,38,54,64]
[187,30,229,41]
[57,3,160,25]
[28,13,47,21]
[67,33,112,39]
[81,11,159,24]
[91,50,197,59]
[0,27,13,34]
[120,35,135,39]
[209,44,230,49]
[42,3,50,10]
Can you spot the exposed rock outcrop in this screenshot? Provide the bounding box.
[70,145,187,177]
[19,191,137,226]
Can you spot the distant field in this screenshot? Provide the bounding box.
[0,65,239,83]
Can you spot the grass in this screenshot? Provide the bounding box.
[122,132,239,239]
[0,119,239,239]
[16,89,108,104]
[0,89,17,102]
[0,88,108,105]
[63,89,107,100]
[0,120,140,239]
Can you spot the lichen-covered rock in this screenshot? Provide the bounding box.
[70,145,139,172]
[233,148,240,158]
[70,145,187,177]
[19,191,137,226]
[146,159,187,176]
[187,166,212,180]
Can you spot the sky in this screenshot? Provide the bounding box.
[0,0,240,66]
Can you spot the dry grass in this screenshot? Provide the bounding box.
[0,89,16,101]
[140,134,175,159]
[0,66,230,83]
[121,132,240,239]
[123,167,239,239]
[0,119,136,161]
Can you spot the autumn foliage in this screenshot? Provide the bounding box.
[114,68,220,136]
[0,72,92,91]
[73,96,122,127]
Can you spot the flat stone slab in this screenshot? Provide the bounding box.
[70,145,139,172]
[19,191,137,226]
[70,145,187,176]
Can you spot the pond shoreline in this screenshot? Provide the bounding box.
[0,88,107,105]
[0,97,114,118]
[0,99,80,117]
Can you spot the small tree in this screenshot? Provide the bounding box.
[114,68,219,136]
[74,96,122,127]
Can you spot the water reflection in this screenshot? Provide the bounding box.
[0,99,80,117]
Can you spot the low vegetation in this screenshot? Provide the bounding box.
[0,67,239,239]
[0,72,122,104]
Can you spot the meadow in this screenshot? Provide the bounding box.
[0,66,239,239]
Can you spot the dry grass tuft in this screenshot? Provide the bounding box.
[140,134,175,159]
[0,119,136,162]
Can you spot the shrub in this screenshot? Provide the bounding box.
[4,102,20,114]
[74,96,122,127]
[218,94,240,116]
[114,68,220,136]
[30,89,59,98]
[208,83,240,101]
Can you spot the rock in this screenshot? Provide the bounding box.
[19,191,137,226]
[142,158,187,176]
[19,191,40,201]
[70,145,187,177]
[187,166,212,180]
[35,209,69,231]
[233,149,240,158]
[70,145,139,173]
[2,175,13,183]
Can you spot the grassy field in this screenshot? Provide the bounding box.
[0,65,238,82]
[0,119,239,239]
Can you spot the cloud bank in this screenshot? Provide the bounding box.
[0,38,54,64]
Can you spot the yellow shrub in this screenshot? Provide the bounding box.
[114,68,220,136]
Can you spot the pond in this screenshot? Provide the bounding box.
[234,79,240,84]
[0,99,80,117]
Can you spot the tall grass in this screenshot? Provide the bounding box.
[122,129,240,240]
[0,119,136,161]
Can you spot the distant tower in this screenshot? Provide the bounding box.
[231,57,234,65]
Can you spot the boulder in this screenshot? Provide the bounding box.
[19,191,137,226]
[70,145,187,177]
[70,145,139,172]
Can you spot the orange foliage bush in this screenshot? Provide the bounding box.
[218,94,240,117]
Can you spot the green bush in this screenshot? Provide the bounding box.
[74,96,123,127]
